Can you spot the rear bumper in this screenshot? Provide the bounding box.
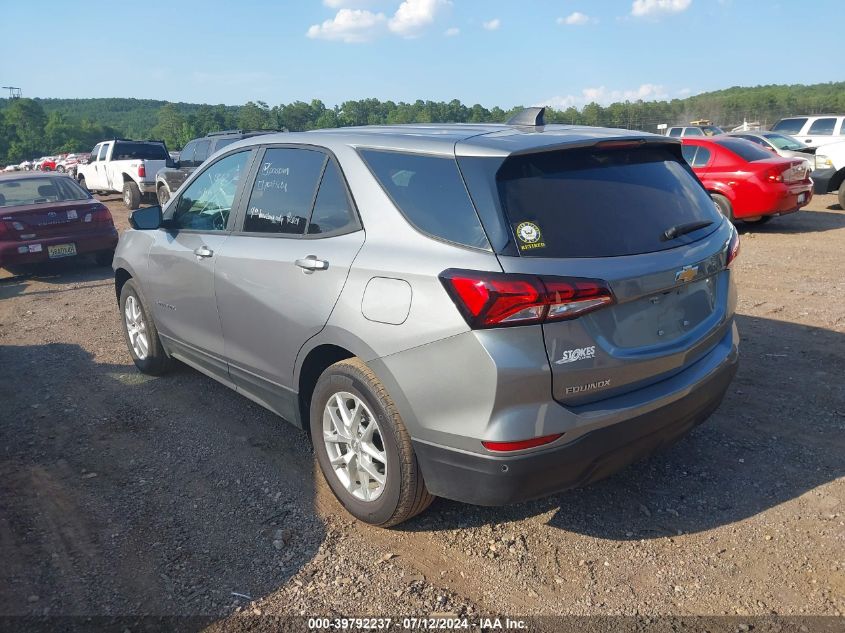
[735,180,813,219]
[811,168,836,194]
[413,328,738,506]
[0,229,118,267]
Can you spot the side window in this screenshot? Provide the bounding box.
[668,128,682,137]
[97,145,109,161]
[242,148,326,235]
[360,149,489,249]
[808,118,836,135]
[307,160,358,236]
[193,140,211,165]
[691,146,711,167]
[179,141,197,167]
[172,150,250,231]
[90,144,101,159]
[840,119,845,135]
[681,145,697,165]
[772,118,807,135]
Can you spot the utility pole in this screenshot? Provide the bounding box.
[2,86,22,99]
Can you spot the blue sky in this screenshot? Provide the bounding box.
[2,0,842,108]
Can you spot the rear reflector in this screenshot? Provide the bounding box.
[440,269,614,329]
[482,433,563,452]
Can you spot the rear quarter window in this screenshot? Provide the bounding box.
[359,149,489,250]
[490,145,722,258]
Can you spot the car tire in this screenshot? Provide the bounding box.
[123,181,141,210]
[157,184,171,206]
[310,358,434,527]
[119,279,171,375]
[839,181,845,211]
[710,193,734,222]
[78,176,88,191]
[93,250,114,267]
[56,165,65,173]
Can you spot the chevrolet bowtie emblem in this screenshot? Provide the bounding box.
[675,265,699,284]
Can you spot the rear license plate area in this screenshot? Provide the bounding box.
[48,243,77,258]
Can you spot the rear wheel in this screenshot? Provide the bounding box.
[56,165,65,173]
[310,358,434,527]
[123,181,141,210]
[157,184,171,206]
[839,181,845,210]
[710,193,734,222]
[119,279,170,375]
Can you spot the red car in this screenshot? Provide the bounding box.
[681,137,813,224]
[0,172,118,268]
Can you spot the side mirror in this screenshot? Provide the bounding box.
[129,205,163,230]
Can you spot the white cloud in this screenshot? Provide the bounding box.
[482,18,501,30]
[306,8,387,43]
[631,0,692,17]
[388,0,450,38]
[557,12,593,26]
[541,83,669,108]
[444,26,460,36]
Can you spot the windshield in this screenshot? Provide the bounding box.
[0,177,90,207]
[459,144,721,258]
[112,141,169,161]
[762,133,806,151]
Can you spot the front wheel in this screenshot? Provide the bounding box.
[839,181,845,211]
[157,184,171,206]
[710,193,734,222]
[123,181,141,210]
[310,358,434,527]
[119,279,171,375]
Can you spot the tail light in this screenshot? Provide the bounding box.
[482,433,563,452]
[439,269,614,329]
[761,163,788,183]
[726,227,740,267]
[138,164,146,178]
[84,204,114,225]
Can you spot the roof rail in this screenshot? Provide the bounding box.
[507,107,545,127]
[205,129,286,137]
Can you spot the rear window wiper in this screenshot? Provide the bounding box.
[662,220,713,241]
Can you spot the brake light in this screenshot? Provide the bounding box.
[138,164,146,178]
[440,269,614,329]
[482,433,563,452]
[726,228,740,267]
[761,163,788,183]
[84,204,114,225]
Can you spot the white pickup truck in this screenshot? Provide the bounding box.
[812,140,845,209]
[76,139,171,209]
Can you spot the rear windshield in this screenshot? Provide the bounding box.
[771,118,806,135]
[0,177,90,207]
[112,141,169,161]
[462,145,721,258]
[714,138,774,162]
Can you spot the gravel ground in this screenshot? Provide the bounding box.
[0,193,843,622]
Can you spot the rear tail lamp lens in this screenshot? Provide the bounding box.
[84,204,114,225]
[138,164,146,178]
[440,269,614,329]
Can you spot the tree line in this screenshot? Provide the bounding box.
[1,81,843,164]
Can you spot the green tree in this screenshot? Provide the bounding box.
[152,103,191,149]
[4,98,47,159]
[238,101,272,130]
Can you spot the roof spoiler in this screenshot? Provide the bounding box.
[507,107,545,127]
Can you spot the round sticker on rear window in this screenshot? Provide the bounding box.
[515,221,546,251]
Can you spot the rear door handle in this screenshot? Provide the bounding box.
[193,246,214,258]
[295,255,329,273]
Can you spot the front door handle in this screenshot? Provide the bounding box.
[295,255,329,273]
[193,246,214,258]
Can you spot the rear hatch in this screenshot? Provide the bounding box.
[458,139,735,406]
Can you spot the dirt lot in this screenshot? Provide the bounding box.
[0,193,843,623]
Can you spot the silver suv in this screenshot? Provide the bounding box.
[114,110,740,526]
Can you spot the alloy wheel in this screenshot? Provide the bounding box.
[124,295,149,360]
[322,391,387,501]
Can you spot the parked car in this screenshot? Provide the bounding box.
[113,112,740,526]
[681,137,813,224]
[726,131,816,169]
[34,156,57,171]
[155,129,281,205]
[811,140,845,209]
[56,153,90,176]
[76,139,171,209]
[0,172,118,268]
[19,160,33,171]
[3,164,20,172]
[666,125,724,137]
[770,115,845,149]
